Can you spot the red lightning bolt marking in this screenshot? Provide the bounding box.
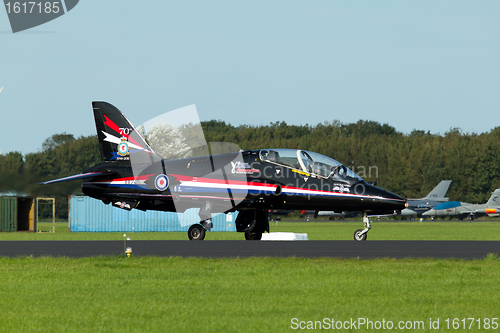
[103,115,144,149]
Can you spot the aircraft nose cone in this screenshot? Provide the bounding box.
[362,183,407,211]
[373,184,405,202]
[422,210,433,216]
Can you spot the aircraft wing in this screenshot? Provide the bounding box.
[39,171,115,185]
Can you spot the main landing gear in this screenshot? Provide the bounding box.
[188,202,214,240]
[354,214,371,241]
[188,224,206,240]
[244,231,262,240]
[236,209,269,241]
[187,218,213,240]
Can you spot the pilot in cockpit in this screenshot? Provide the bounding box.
[311,162,328,177]
[303,159,313,173]
[266,150,279,162]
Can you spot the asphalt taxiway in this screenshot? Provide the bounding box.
[1,240,499,259]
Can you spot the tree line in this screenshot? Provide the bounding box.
[2,121,500,219]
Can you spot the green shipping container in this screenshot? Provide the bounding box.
[0,197,17,232]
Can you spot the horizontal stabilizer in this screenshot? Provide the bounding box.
[39,171,113,185]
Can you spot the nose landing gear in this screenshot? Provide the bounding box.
[354,214,371,241]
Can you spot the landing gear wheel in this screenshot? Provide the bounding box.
[245,232,262,240]
[188,224,206,240]
[354,229,367,241]
[354,214,371,242]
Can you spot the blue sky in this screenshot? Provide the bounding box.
[1,1,500,155]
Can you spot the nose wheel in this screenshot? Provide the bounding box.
[354,214,371,241]
[354,229,367,241]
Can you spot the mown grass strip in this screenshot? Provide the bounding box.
[0,256,499,332]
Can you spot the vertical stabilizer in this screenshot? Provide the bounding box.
[92,101,160,163]
[423,180,452,200]
[485,189,500,207]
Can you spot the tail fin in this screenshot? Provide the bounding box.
[92,101,160,163]
[424,180,452,199]
[485,189,500,207]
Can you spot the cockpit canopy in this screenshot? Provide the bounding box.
[259,149,361,183]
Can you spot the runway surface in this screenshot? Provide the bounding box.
[1,240,499,259]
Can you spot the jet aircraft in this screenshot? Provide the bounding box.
[400,180,452,220]
[41,102,407,241]
[422,189,500,220]
[268,209,290,221]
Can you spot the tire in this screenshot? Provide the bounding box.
[410,217,415,221]
[354,229,367,241]
[188,224,206,240]
[245,232,262,240]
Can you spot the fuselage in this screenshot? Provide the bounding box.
[81,149,406,215]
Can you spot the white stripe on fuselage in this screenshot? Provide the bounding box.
[177,180,386,200]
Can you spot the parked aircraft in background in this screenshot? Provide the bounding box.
[300,210,357,221]
[268,209,290,221]
[400,180,452,220]
[422,189,500,220]
[41,102,407,241]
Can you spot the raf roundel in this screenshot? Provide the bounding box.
[155,174,169,191]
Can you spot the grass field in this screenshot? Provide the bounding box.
[1,256,500,332]
[2,221,500,332]
[2,220,500,241]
